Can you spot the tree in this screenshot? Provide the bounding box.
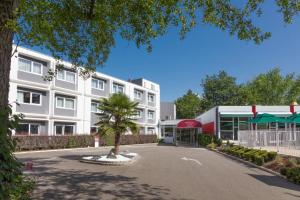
[96,93,139,156]
[175,90,203,119]
[246,68,295,105]
[201,71,246,108]
[1,0,300,197]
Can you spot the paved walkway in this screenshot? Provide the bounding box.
[16,144,300,200]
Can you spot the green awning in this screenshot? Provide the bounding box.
[286,113,300,123]
[247,113,288,124]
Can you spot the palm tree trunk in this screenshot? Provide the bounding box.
[114,133,121,155]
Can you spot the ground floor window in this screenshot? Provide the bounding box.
[220,116,251,141]
[147,127,155,134]
[55,125,74,135]
[16,123,40,135]
[90,127,98,133]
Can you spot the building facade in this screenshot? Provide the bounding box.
[9,46,160,136]
[196,105,300,141]
[160,102,176,121]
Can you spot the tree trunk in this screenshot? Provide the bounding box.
[0,0,15,131]
[114,133,121,155]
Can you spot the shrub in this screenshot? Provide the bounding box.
[207,143,217,149]
[254,155,264,166]
[198,134,222,147]
[285,167,300,184]
[280,167,287,176]
[267,152,277,161]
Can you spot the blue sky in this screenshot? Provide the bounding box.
[26,2,300,102]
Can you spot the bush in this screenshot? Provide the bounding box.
[220,145,277,166]
[198,134,222,147]
[207,143,217,149]
[285,167,300,184]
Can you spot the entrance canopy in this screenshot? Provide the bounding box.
[177,119,202,129]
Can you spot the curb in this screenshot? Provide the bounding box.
[211,149,286,179]
[13,143,158,154]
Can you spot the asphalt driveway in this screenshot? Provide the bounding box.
[16,144,300,200]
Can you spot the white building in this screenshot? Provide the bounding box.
[9,46,160,136]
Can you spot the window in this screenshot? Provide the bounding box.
[16,123,39,135]
[56,96,75,109]
[91,78,104,90]
[90,127,98,133]
[55,125,74,135]
[147,127,155,134]
[17,90,41,105]
[148,110,154,119]
[136,109,143,118]
[57,69,75,83]
[91,102,101,113]
[134,89,143,99]
[148,93,155,103]
[113,83,124,93]
[18,58,42,75]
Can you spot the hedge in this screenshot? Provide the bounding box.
[13,134,157,151]
[221,145,277,166]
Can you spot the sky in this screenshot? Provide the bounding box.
[27,2,300,102]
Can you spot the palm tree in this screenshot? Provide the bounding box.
[96,93,139,156]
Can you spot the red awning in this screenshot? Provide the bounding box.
[177,119,202,128]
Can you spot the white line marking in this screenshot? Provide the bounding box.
[181,157,203,166]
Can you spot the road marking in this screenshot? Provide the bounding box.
[181,157,203,166]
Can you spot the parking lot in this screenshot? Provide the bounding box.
[16,144,300,200]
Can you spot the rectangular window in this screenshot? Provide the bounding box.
[148,110,154,119]
[91,78,104,90]
[147,128,155,134]
[113,83,124,93]
[16,123,40,135]
[55,125,74,135]
[65,99,75,109]
[148,93,155,103]
[134,90,143,99]
[16,124,29,135]
[64,126,74,135]
[57,69,75,83]
[136,109,143,118]
[55,125,63,135]
[18,58,42,75]
[91,102,101,113]
[56,96,75,109]
[17,90,41,105]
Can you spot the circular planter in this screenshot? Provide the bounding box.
[80,152,139,166]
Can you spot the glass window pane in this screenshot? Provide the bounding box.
[65,99,74,109]
[91,103,97,112]
[220,122,233,130]
[32,63,42,74]
[56,126,63,135]
[66,71,75,83]
[16,124,29,135]
[57,70,65,80]
[221,131,233,140]
[18,58,31,72]
[30,124,39,134]
[17,91,24,103]
[99,80,104,89]
[64,126,74,135]
[23,92,31,103]
[57,97,64,108]
[31,93,41,104]
[90,127,97,133]
[92,79,98,88]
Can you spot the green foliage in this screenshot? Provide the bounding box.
[0,106,34,199]
[245,68,296,105]
[198,134,221,147]
[285,167,300,184]
[95,93,139,153]
[221,145,277,166]
[206,142,217,149]
[201,71,247,109]
[175,90,203,119]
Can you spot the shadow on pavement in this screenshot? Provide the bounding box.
[248,174,300,192]
[24,154,192,200]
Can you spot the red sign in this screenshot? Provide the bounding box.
[290,104,295,114]
[177,120,202,128]
[252,105,257,117]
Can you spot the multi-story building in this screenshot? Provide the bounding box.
[9,46,160,136]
